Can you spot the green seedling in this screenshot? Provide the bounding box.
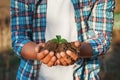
[51,35,67,44]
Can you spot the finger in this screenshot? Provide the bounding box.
[41,51,54,64]
[66,50,78,61]
[54,60,59,65]
[38,42,45,47]
[35,44,42,53]
[56,53,67,66]
[40,43,45,47]
[55,60,61,65]
[74,41,81,47]
[47,56,57,67]
[60,52,72,64]
[37,50,48,60]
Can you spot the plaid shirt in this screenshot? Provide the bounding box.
[11,0,115,80]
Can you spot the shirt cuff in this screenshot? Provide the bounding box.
[14,39,31,59]
[86,39,104,59]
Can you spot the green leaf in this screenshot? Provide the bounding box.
[56,35,61,42]
[59,39,67,44]
[51,38,58,42]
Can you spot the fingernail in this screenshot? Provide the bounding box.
[56,60,60,64]
[60,52,65,57]
[66,50,70,53]
[66,50,71,55]
[50,51,54,56]
[44,50,49,54]
[52,57,56,61]
[56,53,60,58]
[75,41,80,47]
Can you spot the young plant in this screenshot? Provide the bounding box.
[51,35,67,44]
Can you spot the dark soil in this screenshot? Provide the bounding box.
[41,40,80,59]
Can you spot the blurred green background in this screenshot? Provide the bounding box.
[0,0,120,80]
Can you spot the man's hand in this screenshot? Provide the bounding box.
[56,51,78,66]
[35,43,57,67]
[34,40,93,67]
[56,41,81,66]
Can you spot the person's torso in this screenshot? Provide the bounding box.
[38,0,77,80]
[16,0,101,79]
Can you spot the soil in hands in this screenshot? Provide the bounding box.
[41,35,80,60]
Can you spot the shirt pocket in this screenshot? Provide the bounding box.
[12,0,34,12]
[79,0,96,9]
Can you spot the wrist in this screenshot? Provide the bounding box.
[79,42,93,58]
[21,41,37,60]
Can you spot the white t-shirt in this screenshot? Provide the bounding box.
[38,0,78,80]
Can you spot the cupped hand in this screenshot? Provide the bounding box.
[35,41,82,67]
[35,43,57,67]
[37,50,57,67]
[56,41,81,66]
[56,50,79,66]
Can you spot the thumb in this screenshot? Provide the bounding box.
[35,43,44,53]
[74,41,81,47]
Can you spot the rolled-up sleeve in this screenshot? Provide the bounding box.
[85,0,115,58]
[10,0,33,58]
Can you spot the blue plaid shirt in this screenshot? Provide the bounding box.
[11,0,115,80]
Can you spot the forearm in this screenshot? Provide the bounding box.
[11,0,35,59]
[21,41,37,60]
[81,0,115,57]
